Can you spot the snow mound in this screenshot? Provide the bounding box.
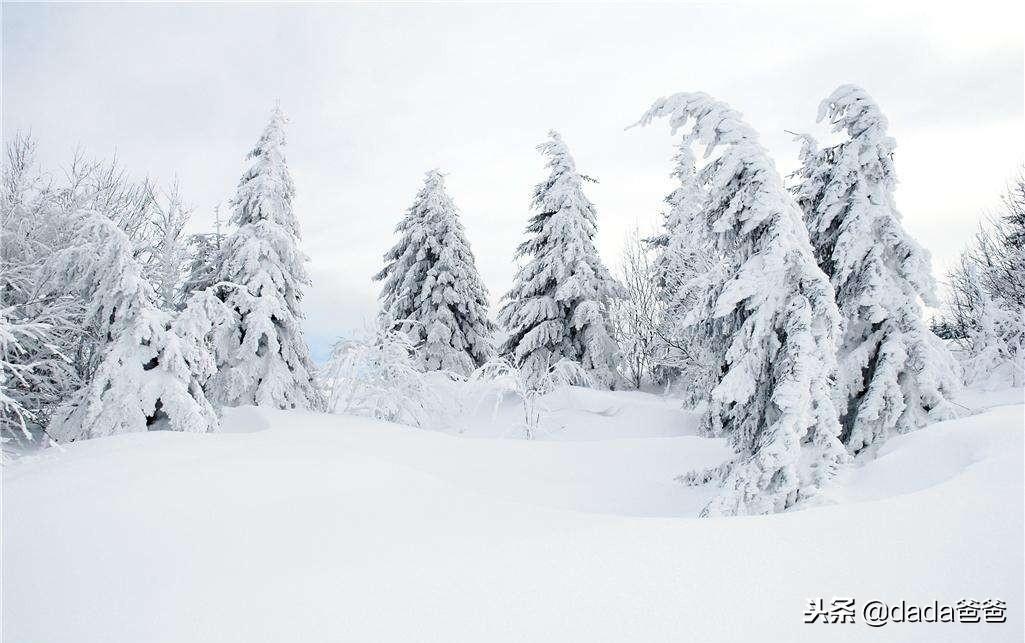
[4,391,1022,643]
[219,405,273,433]
[836,404,1023,504]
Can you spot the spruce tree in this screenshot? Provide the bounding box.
[498,131,621,388]
[650,145,706,303]
[46,214,219,440]
[651,143,722,403]
[792,85,960,455]
[180,204,225,305]
[208,106,324,410]
[374,170,495,375]
[634,92,846,516]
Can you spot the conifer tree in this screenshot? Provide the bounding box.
[650,145,706,302]
[792,85,960,455]
[180,204,225,305]
[46,214,219,440]
[499,131,621,387]
[634,92,846,516]
[208,106,324,410]
[374,170,495,375]
[646,143,724,399]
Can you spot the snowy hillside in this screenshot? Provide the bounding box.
[3,5,1022,642]
[4,386,1022,643]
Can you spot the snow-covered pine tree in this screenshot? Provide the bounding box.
[180,233,221,303]
[647,141,725,401]
[650,145,706,301]
[633,92,846,516]
[1,134,230,449]
[46,213,218,440]
[207,106,324,410]
[792,85,960,455]
[374,170,495,375]
[180,204,225,305]
[498,131,621,388]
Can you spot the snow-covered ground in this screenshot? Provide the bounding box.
[3,386,1022,642]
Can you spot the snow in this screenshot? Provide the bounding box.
[374,170,495,375]
[209,106,323,411]
[499,131,620,388]
[4,385,1021,642]
[633,91,846,514]
[792,85,961,454]
[835,404,1022,504]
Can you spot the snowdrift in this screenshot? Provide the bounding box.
[3,388,1022,642]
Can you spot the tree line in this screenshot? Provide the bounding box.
[2,86,1021,516]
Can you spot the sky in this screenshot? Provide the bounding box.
[3,1,1023,360]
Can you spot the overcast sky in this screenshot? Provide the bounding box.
[4,2,1022,359]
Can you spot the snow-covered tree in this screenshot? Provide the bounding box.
[181,232,221,303]
[792,85,960,455]
[320,319,455,428]
[610,225,662,388]
[374,170,495,375]
[143,182,192,309]
[62,150,157,249]
[644,140,725,400]
[45,213,219,440]
[207,106,324,411]
[499,131,621,388]
[1,307,56,452]
[180,204,226,305]
[1,134,231,450]
[946,169,1025,387]
[980,169,1025,308]
[1,135,83,446]
[649,145,707,301]
[471,356,590,440]
[18,142,169,412]
[633,92,846,516]
[954,259,1024,386]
